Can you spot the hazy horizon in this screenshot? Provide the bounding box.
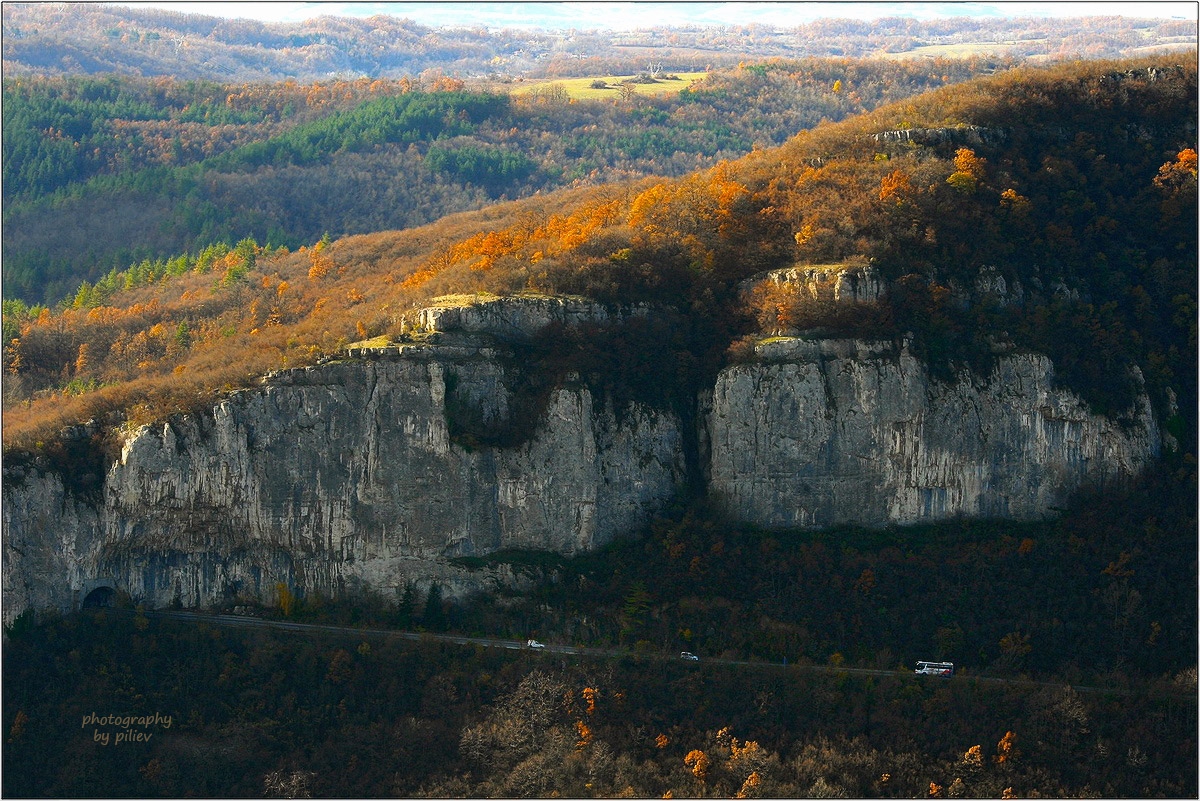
[109,1,1199,31]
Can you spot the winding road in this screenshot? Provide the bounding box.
[133,609,1176,698]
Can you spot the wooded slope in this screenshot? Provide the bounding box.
[3,57,1195,470]
[3,57,998,302]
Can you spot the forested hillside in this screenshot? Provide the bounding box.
[3,601,1194,798]
[4,56,1194,465]
[3,57,999,303]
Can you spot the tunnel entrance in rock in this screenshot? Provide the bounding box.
[82,585,115,609]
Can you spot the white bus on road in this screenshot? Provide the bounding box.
[915,661,954,676]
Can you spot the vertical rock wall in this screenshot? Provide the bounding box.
[706,337,1160,529]
[3,352,685,616]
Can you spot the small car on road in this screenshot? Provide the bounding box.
[527,639,545,649]
[680,651,700,661]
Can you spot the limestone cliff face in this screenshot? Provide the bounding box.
[706,337,1160,529]
[1,298,1164,619]
[3,348,685,615]
[3,463,102,619]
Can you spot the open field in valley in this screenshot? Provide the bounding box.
[505,71,709,100]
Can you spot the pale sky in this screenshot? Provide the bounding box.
[110,2,1200,30]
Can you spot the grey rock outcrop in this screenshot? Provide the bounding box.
[3,350,685,617]
[706,337,1159,529]
[742,263,883,305]
[3,464,103,618]
[974,265,1024,306]
[409,294,646,340]
[871,125,1007,147]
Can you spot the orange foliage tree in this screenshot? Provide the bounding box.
[994,731,1017,764]
[878,168,911,202]
[946,147,986,193]
[1154,147,1198,191]
[684,749,710,781]
[627,163,751,270]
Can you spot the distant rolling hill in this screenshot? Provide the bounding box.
[1,3,1194,82]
